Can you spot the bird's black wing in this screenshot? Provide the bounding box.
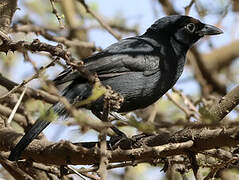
[8,37,162,161]
[54,36,162,85]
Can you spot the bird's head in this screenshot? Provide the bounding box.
[144,15,223,48]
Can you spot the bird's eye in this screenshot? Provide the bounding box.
[186,23,196,33]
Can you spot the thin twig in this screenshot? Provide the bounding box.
[7,86,27,126]
[184,0,195,15]
[13,24,99,50]
[166,89,200,121]
[173,88,200,116]
[67,165,86,180]
[0,58,58,99]
[172,88,200,120]
[0,104,27,128]
[166,92,195,120]
[49,0,64,28]
[78,0,121,40]
[203,158,237,180]
[0,73,58,104]
[77,160,145,173]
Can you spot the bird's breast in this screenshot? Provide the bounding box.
[158,45,186,86]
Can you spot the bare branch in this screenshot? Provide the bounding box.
[78,0,121,40]
[209,84,239,121]
[2,127,239,165]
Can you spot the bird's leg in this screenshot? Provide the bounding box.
[93,85,128,150]
[110,126,127,138]
[92,110,127,138]
[91,85,127,137]
[94,110,129,150]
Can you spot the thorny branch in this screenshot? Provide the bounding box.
[209,84,239,122]
[0,38,98,84]
[2,127,239,166]
[12,24,99,50]
[0,57,59,99]
[0,73,58,104]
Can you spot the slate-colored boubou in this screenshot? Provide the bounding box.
[9,15,223,161]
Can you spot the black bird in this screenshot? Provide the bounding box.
[9,15,223,161]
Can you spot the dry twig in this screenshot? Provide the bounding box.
[78,0,121,40]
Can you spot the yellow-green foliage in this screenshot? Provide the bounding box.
[128,118,155,133]
[25,99,57,122]
[38,106,57,122]
[199,104,215,123]
[75,82,106,107]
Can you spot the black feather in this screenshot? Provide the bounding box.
[9,15,222,161]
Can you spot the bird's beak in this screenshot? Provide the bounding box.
[197,24,223,36]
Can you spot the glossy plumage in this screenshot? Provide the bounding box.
[9,15,223,161]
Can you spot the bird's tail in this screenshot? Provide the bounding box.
[8,83,89,161]
[8,118,51,161]
[8,102,65,161]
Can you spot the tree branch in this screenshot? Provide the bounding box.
[0,0,18,36]
[209,84,239,121]
[203,41,239,71]
[2,127,239,165]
